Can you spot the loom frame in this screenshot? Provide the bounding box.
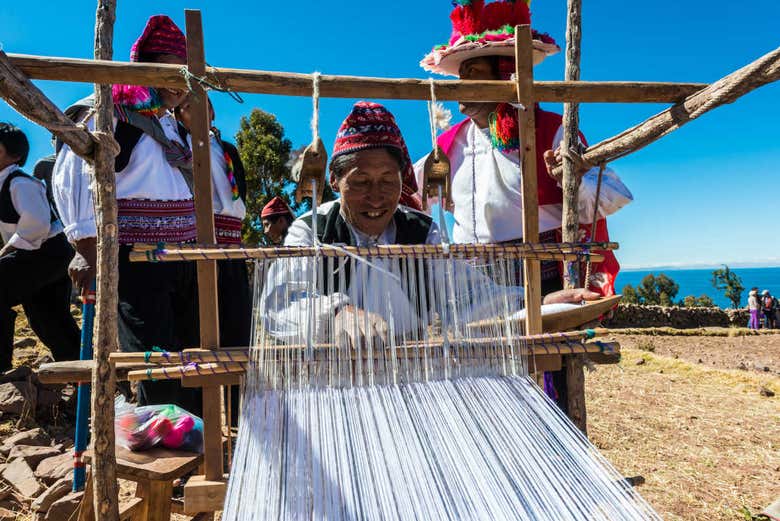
[2,3,779,518]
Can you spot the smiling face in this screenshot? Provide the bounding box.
[458,57,500,128]
[148,53,189,110]
[330,148,403,238]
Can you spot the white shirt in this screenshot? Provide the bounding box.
[52,111,193,242]
[414,119,633,243]
[0,164,63,250]
[186,132,246,219]
[261,200,525,343]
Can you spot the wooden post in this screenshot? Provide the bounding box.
[561,0,583,289]
[561,0,588,435]
[183,10,226,514]
[514,25,542,339]
[90,1,120,520]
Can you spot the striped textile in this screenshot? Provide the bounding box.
[117,199,196,245]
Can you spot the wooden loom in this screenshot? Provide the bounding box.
[2,1,780,518]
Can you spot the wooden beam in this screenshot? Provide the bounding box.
[90,1,120,521]
[515,25,542,338]
[561,0,584,289]
[561,0,588,436]
[552,45,780,177]
[6,54,707,103]
[0,51,94,158]
[184,9,224,490]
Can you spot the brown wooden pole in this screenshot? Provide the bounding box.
[7,53,708,103]
[561,0,583,289]
[184,9,224,496]
[515,25,542,340]
[90,1,120,520]
[0,51,94,158]
[551,45,780,178]
[561,0,588,435]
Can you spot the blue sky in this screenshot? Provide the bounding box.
[2,1,779,269]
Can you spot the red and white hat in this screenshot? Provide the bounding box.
[261,196,294,219]
[331,101,422,211]
[420,0,559,77]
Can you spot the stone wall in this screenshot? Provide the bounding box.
[605,304,751,329]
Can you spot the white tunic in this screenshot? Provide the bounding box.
[52,112,193,242]
[414,119,633,243]
[0,164,63,250]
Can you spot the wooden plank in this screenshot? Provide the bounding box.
[7,54,708,103]
[90,2,120,520]
[184,9,224,488]
[183,476,227,515]
[0,51,95,158]
[515,25,542,339]
[118,497,144,521]
[37,360,152,384]
[85,446,202,482]
[181,372,242,388]
[561,0,588,435]
[551,45,780,178]
[135,480,173,521]
[542,295,622,332]
[561,0,584,290]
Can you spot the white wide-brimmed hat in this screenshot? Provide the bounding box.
[420,1,560,77]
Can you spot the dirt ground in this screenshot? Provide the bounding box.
[586,333,780,521]
[9,311,780,520]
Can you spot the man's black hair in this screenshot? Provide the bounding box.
[0,123,30,167]
[263,214,294,225]
[329,146,405,180]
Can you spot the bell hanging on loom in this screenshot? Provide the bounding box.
[292,138,328,203]
[422,145,451,211]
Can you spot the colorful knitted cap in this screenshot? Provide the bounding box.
[261,196,294,218]
[421,1,559,77]
[130,15,187,63]
[332,101,421,210]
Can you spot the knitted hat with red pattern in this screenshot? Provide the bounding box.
[331,101,422,211]
[130,15,187,63]
[261,196,294,219]
[421,1,559,77]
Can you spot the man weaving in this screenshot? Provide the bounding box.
[261,102,597,346]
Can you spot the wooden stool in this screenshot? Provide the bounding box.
[79,446,203,521]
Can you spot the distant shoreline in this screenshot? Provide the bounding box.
[622,264,780,272]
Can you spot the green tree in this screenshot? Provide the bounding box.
[235,109,294,246]
[712,265,744,309]
[681,294,716,307]
[636,273,679,306]
[621,284,639,304]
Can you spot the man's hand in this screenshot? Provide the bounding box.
[543,144,592,184]
[543,288,601,305]
[334,305,389,349]
[69,237,97,292]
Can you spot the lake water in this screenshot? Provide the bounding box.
[616,267,780,308]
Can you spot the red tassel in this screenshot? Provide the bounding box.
[450,0,484,36]
[513,1,531,25]
[481,2,515,31]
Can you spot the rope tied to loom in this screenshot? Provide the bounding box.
[180,66,244,104]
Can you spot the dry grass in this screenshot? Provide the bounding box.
[587,346,779,520]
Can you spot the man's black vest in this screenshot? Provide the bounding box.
[300,202,433,310]
[0,170,58,225]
